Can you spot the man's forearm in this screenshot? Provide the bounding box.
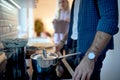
[87,31,112,59]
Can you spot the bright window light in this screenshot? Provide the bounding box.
[9,0,21,9]
[0,3,12,10]
[1,0,14,9]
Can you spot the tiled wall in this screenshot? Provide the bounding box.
[0,3,18,47]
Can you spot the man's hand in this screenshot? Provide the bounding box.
[73,56,95,80]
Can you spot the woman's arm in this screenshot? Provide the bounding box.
[55,32,68,52]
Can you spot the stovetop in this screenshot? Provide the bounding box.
[0,59,59,80]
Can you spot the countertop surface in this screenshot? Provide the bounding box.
[27,37,54,48]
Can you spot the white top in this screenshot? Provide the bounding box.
[59,10,70,21]
[71,0,81,40]
[54,10,70,21]
[53,10,70,44]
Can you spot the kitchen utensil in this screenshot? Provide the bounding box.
[0,48,8,52]
[30,52,81,73]
[41,52,81,60]
[42,48,47,58]
[1,38,29,80]
[31,53,57,73]
[57,52,74,77]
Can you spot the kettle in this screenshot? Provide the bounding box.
[1,38,29,80]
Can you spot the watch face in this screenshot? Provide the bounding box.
[88,52,95,60]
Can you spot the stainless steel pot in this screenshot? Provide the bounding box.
[30,53,58,73]
[30,52,81,73]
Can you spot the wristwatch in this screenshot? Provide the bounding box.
[87,52,96,60]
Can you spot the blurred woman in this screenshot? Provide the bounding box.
[52,0,70,54]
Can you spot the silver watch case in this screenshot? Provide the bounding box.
[88,52,96,60]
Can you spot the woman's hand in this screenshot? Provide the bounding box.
[52,19,58,24]
[55,40,64,52]
[64,18,70,23]
[73,56,95,80]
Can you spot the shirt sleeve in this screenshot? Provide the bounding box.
[97,0,119,35]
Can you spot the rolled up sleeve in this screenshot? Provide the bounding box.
[97,0,119,35]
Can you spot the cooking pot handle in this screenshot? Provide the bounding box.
[58,52,81,59]
[0,48,14,59]
[0,48,8,52]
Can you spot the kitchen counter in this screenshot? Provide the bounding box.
[27,37,54,48]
